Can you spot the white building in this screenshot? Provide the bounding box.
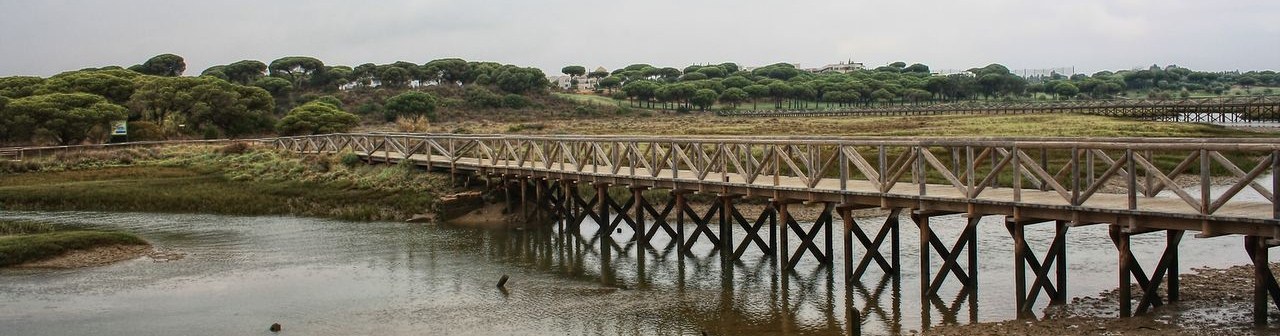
[549,66,605,92]
[814,60,865,73]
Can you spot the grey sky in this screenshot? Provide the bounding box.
[1,0,1277,77]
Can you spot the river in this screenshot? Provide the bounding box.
[0,201,1266,336]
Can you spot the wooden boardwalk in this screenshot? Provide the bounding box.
[271,133,1280,324]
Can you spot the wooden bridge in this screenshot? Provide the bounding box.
[268,132,1280,324]
[717,95,1280,124]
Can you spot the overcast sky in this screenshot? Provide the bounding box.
[1,0,1277,77]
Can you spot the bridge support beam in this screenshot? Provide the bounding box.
[841,207,902,280]
[1007,218,1068,318]
[1246,236,1280,325]
[730,199,776,261]
[678,193,722,256]
[1109,225,1183,317]
[780,202,834,271]
[914,211,978,298]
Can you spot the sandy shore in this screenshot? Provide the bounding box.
[14,244,153,269]
[920,263,1280,335]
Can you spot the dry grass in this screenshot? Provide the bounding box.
[423,114,1271,138]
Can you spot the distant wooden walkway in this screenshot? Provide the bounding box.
[717,95,1280,124]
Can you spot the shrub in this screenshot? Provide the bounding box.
[218,142,252,155]
[502,94,530,109]
[127,121,165,141]
[311,95,344,109]
[385,91,439,121]
[464,87,503,108]
[276,102,360,135]
[339,152,363,167]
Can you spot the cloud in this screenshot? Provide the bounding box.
[0,0,1275,76]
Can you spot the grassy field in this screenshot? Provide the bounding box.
[436,113,1272,138]
[0,145,458,221]
[0,220,148,267]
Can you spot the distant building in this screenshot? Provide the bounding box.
[548,66,605,92]
[814,60,865,74]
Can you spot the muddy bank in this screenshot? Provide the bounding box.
[14,244,152,269]
[920,263,1280,336]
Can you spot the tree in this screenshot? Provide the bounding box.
[275,101,359,135]
[223,60,268,84]
[904,63,930,74]
[269,56,325,90]
[696,66,727,78]
[680,72,708,81]
[377,65,412,88]
[587,69,610,80]
[743,84,769,110]
[252,77,294,100]
[562,65,586,78]
[722,76,752,89]
[598,76,622,93]
[871,88,895,105]
[131,54,186,77]
[621,80,660,108]
[37,69,140,104]
[1,93,127,145]
[1055,82,1080,99]
[385,91,439,121]
[719,87,749,108]
[424,58,471,85]
[201,66,229,80]
[129,76,275,137]
[690,89,718,111]
[494,67,549,94]
[0,76,47,98]
[767,82,791,108]
[718,62,740,74]
[657,67,682,82]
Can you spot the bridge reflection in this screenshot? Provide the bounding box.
[479,218,959,335]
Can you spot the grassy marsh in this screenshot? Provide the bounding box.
[0,144,458,221]
[0,219,148,267]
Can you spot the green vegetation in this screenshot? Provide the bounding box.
[276,101,360,135]
[385,91,439,121]
[0,93,128,145]
[447,113,1269,138]
[0,219,148,267]
[0,54,558,146]
[0,144,457,221]
[559,61,1277,112]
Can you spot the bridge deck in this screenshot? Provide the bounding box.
[367,151,1274,235]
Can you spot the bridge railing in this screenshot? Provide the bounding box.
[1,139,254,160]
[273,133,1280,222]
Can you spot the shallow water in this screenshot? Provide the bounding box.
[0,201,1268,336]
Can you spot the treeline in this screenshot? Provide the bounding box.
[0,54,551,145]
[562,62,1278,111]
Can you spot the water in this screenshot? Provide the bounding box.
[0,204,1267,335]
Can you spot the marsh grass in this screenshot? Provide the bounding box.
[0,219,148,267]
[0,144,457,221]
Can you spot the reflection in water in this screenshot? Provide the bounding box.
[0,208,1262,335]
